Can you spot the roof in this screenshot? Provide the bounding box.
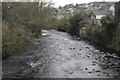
[94,10,107,15]
[96,15,106,19]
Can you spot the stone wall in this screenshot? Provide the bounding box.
[115,1,120,51]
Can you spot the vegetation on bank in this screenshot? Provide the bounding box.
[57,12,120,52]
[2,2,55,58]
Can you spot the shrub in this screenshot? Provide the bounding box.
[2,22,29,59]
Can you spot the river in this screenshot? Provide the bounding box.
[2,30,120,78]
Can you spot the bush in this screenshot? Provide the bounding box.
[3,38,26,57]
[68,13,84,35]
[2,22,29,58]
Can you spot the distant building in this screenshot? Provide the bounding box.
[109,4,115,15]
[53,2,116,24]
[96,15,106,25]
[90,10,106,25]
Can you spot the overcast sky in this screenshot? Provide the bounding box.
[1,0,119,7]
[51,0,119,7]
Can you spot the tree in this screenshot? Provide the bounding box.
[69,13,84,35]
[2,2,54,58]
[100,14,116,45]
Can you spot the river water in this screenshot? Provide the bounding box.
[2,30,120,78]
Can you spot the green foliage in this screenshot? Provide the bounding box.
[108,37,118,50]
[3,36,26,57]
[68,13,85,35]
[2,24,28,58]
[91,15,119,51]
[98,15,116,46]
[57,11,119,52]
[83,24,93,39]
[2,2,54,58]
[57,16,70,32]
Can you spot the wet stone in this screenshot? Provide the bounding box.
[104,57,107,60]
[101,52,104,54]
[73,48,75,49]
[79,49,82,50]
[69,48,73,50]
[92,63,96,66]
[92,61,97,64]
[83,57,86,58]
[114,75,119,78]
[104,66,109,69]
[85,46,89,48]
[37,40,40,42]
[69,48,75,50]
[69,71,74,74]
[95,70,101,73]
[86,55,90,58]
[106,74,110,76]
[78,53,81,55]
[49,57,54,60]
[88,71,92,73]
[85,68,88,70]
[97,74,101,76]
[108,63,112,66]
[95,58,98,60]
[98,56,101,58]
[115,68,118,70]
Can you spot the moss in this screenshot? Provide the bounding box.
[2,35,27,58]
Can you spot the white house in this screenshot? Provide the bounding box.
[96,15,106,25]
[109,4,115,15]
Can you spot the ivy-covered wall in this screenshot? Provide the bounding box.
[115,2,120,51]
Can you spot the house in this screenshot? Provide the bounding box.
[87,11,105,25]
[92,10,107,25]
[96,15,106,25]
[109,4,115,15]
